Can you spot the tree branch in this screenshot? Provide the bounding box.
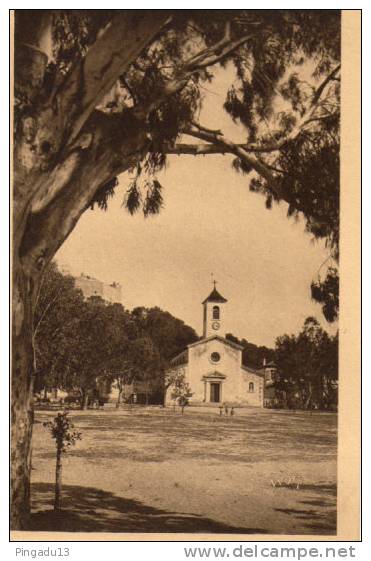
[53,11,172,145]
[182,126,285,199]
[165,143,232,155]
[311,64,341,108]
[33,288,62,340]
[185,28,253,72]
[134,24,258,119]
[191,121,223,135]
[181,64,341,156]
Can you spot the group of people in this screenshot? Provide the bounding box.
[219,404,235,417]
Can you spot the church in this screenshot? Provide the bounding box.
[166,285,267,407]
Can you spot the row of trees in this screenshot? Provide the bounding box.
[33,262,198,408]
[226,319,338,410]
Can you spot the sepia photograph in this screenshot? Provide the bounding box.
[10,8,360,540]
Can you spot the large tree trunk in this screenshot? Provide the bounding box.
[11,144,144,527]
[11,261,38,530]
[11,9,170,530]
[11,147,140,529]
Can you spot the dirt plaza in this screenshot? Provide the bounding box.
[30,407,337,535]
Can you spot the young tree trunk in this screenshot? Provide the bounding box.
[318,374,326,410]
[304,381,313,410]
[11,263,37,530]
[81,392,89,410]
[116,385,123,409]
[54,445,62,512]
[163,384,171,407]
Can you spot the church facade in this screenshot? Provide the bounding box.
[166,286,265,407]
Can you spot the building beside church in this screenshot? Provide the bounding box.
[166,285,268,407]
[262,359,281,407]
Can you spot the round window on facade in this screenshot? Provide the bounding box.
[210,352,221,363]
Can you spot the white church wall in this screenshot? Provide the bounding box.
[185,338,263,407]
[187,339,240,402]
[240,369,264,406]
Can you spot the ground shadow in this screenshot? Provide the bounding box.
[30,483,268,534]
[274,483,337,534]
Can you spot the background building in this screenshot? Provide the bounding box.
[74,273,122,304]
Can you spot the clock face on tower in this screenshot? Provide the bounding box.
[212,321,220,331]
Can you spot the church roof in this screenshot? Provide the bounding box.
[242,364,265,378]
[202,287,228,304]
[188,335,243,351]
[167,335,243,369]
[169,348,189,366]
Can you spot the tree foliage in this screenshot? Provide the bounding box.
[311,267,339,323]
[225,333,275,369]
[15,10,341,321]
[169,371,193,412]
[275,317,338,409]
[34,263,199,406]
[33,262,86,394]
[132,306,199,361]
[43,411,82,452]
[227,318,338,410]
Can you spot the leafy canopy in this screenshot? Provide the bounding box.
[275,316,338,408]
[34,262,199,399]
[21,10,340,321]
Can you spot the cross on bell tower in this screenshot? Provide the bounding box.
[210,273,218,290]
[202,280,228,338]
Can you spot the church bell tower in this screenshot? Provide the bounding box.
[202,282,228,338]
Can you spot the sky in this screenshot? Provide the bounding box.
[56,65,337,348]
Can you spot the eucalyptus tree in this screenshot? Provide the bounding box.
[13,9,340,527]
